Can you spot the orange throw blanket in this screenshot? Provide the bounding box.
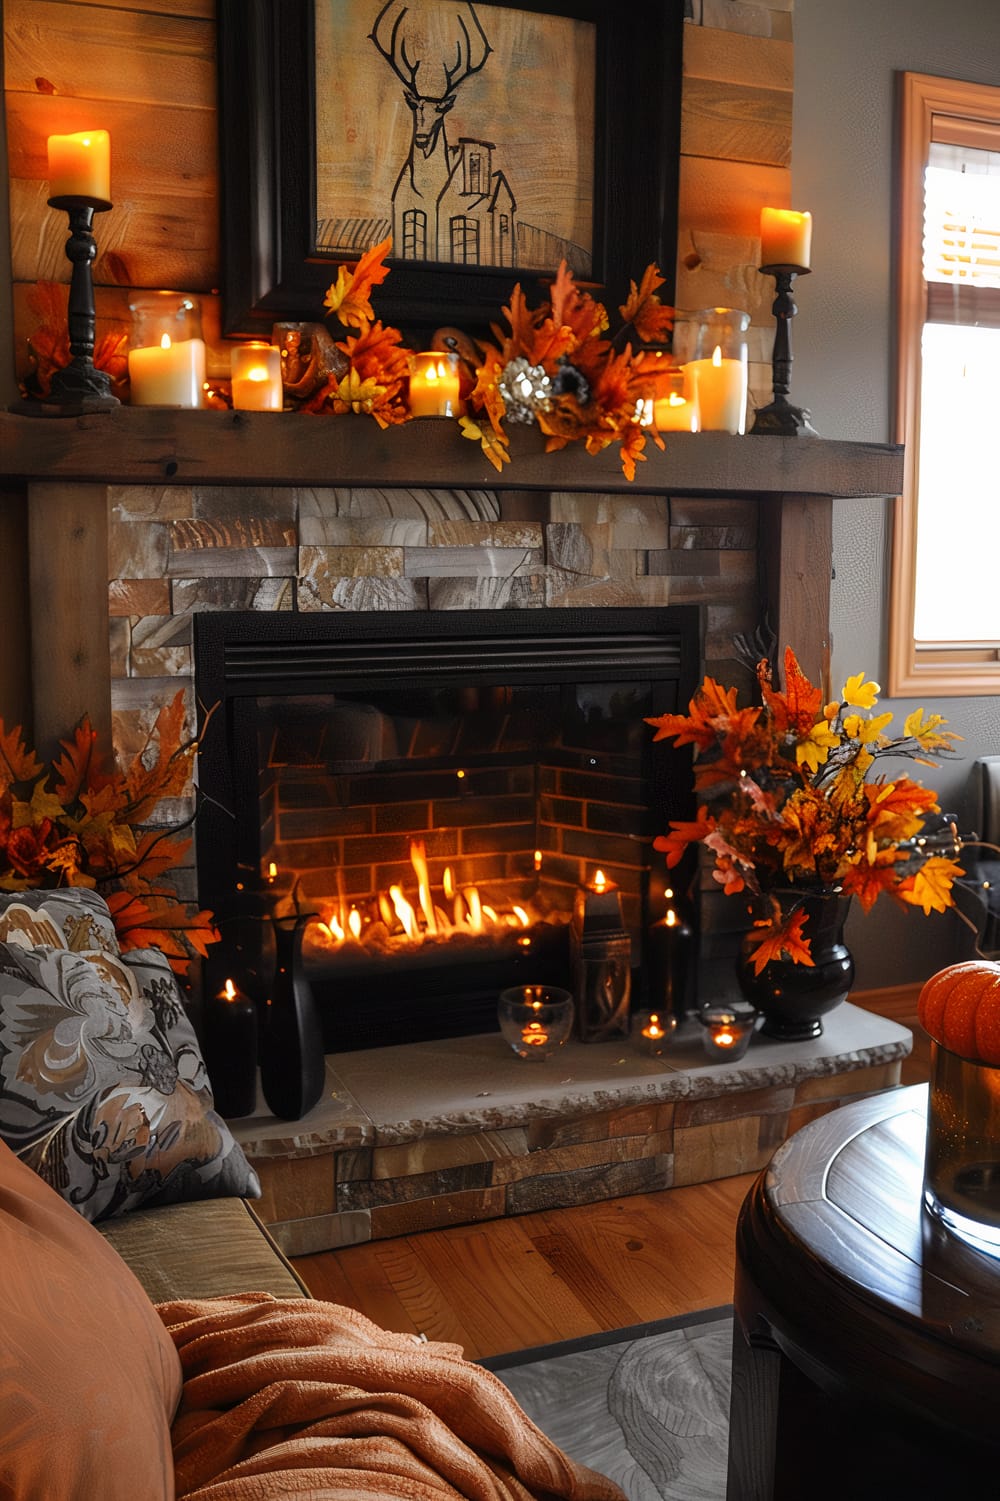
[157,1293,626,1501]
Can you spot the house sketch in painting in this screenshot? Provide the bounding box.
[369,1,517,267]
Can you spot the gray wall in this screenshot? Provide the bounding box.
[793,0,1000,985]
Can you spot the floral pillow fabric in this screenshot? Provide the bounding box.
[0,887,120,956]
[0,936,259,1221]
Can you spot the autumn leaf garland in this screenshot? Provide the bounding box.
[310,238,677,479]
[647,648,964,972]
[0,691,218,973]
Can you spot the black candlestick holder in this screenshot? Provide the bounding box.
[41,193,120,411]
[750,263,817,436]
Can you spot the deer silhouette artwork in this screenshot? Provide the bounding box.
[370,0,517,268]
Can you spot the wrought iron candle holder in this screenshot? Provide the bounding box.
[43,192,120,411]
[750,263,817,437]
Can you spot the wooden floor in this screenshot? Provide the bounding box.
[297,1020,931,1362]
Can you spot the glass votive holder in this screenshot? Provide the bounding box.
[923,1040,1000,1258]
[653,367,700,432]
[698,1003,757,1061]
[407,350,461,417]
[127,291,206,408]
[231,342,283,411]
[498,985,574,1060]
[632,1009,678,1057]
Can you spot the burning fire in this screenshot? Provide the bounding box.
[307,840,536,956]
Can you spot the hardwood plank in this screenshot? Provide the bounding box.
[678,154,790,240]
[682,77,791,169]
[56,0,214,17]
[683,27,793,92]
[301,1237,427,1343]
[4,0,215,107]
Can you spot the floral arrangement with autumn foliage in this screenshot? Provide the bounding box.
[0,691,217,974]
[646,648,964,975]
[305,236,676,480]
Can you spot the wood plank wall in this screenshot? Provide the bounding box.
[0,0,794,738]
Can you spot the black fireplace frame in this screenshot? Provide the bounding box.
[193,606,702,1043]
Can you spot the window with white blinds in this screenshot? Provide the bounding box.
[889,74,1000,695]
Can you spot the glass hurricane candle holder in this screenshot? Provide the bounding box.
[698,1003,757,1062]
[498,985,574,1060]
[632,1009,677,1058]
[923,1040,1000,1258]
[128,291,206,408]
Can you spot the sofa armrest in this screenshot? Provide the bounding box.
[97,1197,312,1303]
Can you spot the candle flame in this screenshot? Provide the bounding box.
[592,869,608,893]
[714,1029,736,1047]
[222,978,238,1001]
[666,909,677,928]
[712,345,722,367]
[160,333,172,351]
[534,850,543,871]
[522,1022,549,1045]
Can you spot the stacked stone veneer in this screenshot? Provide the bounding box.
[106,483,761,953]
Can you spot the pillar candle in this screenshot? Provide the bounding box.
[128,334,206,407]
[408,352,460,417]
[47,130,111,201]
[686,347,747,434]
[760,207,813,269]
[654,390,699,432]
[231,342,283,411]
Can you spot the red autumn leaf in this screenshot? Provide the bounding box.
[760,647,824,736]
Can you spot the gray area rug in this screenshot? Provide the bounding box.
[482,1307,732,1501]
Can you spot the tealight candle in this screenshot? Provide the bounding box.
[633,1010,677,1057]
[698,1005,757,1061]
[408,351,461,417]
[231,342,283,411]
[654,389,700,432]
[760,207,813,269]
[47,129,111,202]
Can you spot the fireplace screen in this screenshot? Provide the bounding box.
[195,609,699,1050]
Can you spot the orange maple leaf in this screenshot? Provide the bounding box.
[744,905,814,974]
[0,723,43,795]
[105,888,219,975]
[619,264,675,344]
[760,647,824,737]
[323,236,393,330]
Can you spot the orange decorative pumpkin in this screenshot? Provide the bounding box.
[917,960,1000,1066]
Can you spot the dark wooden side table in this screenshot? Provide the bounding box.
[727,1084,1000,1500]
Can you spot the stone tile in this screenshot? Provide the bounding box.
[338,1160,493,1210]
[404,545,543,578]
[607,1102,676,1138]
[171,577,294,611]
[674,1084,794,1127]
[297,487,499,522]
[300,543,404,579]
[166,544,297,579]
[506,1155,673,1214]
[371,1131,519,1180]
[108,617,129,678]
[672,1114,772,1185]
[427,575,545,609]
[492,1131,674,1186]
[646,549,723,578]
[545,569,646,609]
[369,1186,507,1239]
[299,515,428,546]
[193,486,297,523]
[108,519,170,580]
[253,1151,336,1224]
[298,574,428,611]
[109,579,171,616]
[269,1209,372,1257]
[171,516,296,549]
[333,1148,374,1183]
[109,485,194,521]
[427,521,544,548]
[793,1061,901,1104]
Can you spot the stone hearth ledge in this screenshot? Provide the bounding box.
[230,1004,910,1157]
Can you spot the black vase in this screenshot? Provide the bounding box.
[259,916,326,1120]
[736,888,854,1041]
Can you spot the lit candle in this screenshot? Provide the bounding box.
[128,333,206,407]
[231,342,283,411]
[521,1000,550,1049]
[408,351,461,417]
[760,207,813,269]
[698,1005,757,1061]
[634,1009,677,1057]
[686,346,747,434]
[654,390,699,432]
[47,129,111,201]
[204,976,259,1118]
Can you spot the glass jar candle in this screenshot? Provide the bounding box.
[923,1040,1000,1257]
[698,1003,757,1061]
[128,292,206,408]
[231,341,283,411]
[679,307,750,434]
[407,351,461,417]
[498,985,574,1060]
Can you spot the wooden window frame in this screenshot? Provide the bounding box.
[889,71,1000,696]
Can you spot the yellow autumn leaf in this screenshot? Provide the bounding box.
[333,369,384,415]
[796,721,839,773]
[842,671,880,709]
[460,415,511,472]
[842,710,893,744]
[900,855,965,914]
[903,706,962,751]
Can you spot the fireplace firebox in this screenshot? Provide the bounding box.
[194,608,700,1051]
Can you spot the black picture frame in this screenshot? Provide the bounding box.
[217,0,684,342]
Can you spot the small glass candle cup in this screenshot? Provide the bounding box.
[498,984,574,1060]
[698,1003,757,1061]
[632,1009,678,1057]
[923,1040,1000,1258]
[128,291,206,408]
[408,350,461,417]
[231,341,283,411]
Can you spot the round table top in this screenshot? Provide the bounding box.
[759,1083,1000,1362]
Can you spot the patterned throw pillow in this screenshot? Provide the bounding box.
[0,887,121,956]
[0,937,259,1222]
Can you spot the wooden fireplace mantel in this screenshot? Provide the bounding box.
[0,408,904,753]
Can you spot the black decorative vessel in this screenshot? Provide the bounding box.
[260,916,325,1120]
[736,889,854,1041]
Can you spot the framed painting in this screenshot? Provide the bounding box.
[217,0,684,340]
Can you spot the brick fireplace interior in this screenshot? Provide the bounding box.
[193,604,701,1049]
